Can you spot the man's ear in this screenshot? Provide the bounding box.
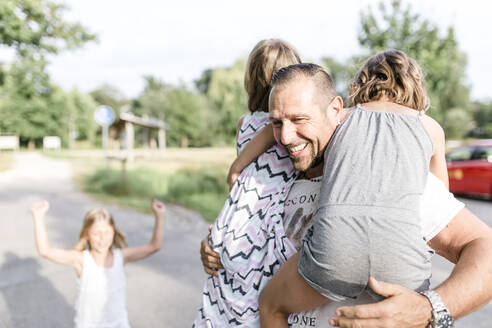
[325,96,343,118]
[330,96,344,114]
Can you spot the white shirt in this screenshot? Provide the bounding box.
[74,249,131,328]
[284,173,464,327]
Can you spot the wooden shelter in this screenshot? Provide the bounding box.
[111,112,170,160]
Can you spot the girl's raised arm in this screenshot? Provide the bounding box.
[122,199,165,263]
[227,123,276,189]
[422,115,449,188]
[31,200,83,274]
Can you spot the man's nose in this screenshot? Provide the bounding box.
[279,121,296,146]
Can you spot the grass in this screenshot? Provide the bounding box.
[83,166,229,221]
[0,152,14,172]
[48,148,236,221]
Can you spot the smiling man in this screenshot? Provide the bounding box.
[268,64,339,176]
[201,63,492,328]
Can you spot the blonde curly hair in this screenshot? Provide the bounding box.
[349,49,429,111]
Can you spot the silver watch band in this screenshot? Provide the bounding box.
[421,290,454,328]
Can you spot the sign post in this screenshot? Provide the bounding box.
[94,106,115,167]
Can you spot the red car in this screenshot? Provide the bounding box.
[446,139,492,199]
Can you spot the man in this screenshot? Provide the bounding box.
[201,63,492,327]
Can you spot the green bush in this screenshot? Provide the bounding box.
[83,166,228,221]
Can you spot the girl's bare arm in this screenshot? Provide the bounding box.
[122,199,165,263]
[31,201,83,274]
[422,115,449,188]
[228,123,276,189]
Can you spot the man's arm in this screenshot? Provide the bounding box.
[331,208,492,328]
[428,207,492,318]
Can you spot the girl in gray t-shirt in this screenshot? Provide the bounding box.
[252,51,450,326]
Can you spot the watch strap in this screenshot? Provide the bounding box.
[421,290,454,328]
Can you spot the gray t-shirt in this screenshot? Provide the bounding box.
[285,173,464,327]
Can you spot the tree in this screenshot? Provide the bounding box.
[0,0,96,148]
[69,89,98,143]
[443,108,473,139]
[196,59,247,145]
[0,0,95,57]
[357,0,471,134]
[469,101,492,138]
[142,75,168,93]
[135,78,210,147]
[0,55,62,146]
[0,55,99,147]
[321,56,356,101]
[194,69,213,94]
[90,84,127,113]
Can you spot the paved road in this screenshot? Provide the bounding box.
[430,195,492,328]
[0,152,490,327]
[0,153,209,328]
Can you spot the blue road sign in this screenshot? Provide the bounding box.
[94,106,115,126]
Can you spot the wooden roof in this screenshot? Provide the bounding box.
[118,112,170,130]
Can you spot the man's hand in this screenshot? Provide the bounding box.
[200,225,224,276]
[329,277,432,328]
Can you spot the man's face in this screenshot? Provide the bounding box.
[269,78,338,173]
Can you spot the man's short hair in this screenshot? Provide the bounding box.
[270,63,337,105]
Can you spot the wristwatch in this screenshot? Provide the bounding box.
[420,290,454,328]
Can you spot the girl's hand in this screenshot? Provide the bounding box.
[227,170,240,191]
[31,200,50,218]
[151,199,165,218]
[227,157,243,191]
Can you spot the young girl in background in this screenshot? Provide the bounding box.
[31,199,165,328]
[193,38,302,327]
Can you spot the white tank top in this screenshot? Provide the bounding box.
[74,249,131,328]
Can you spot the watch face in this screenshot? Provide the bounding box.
[436,314,454,327]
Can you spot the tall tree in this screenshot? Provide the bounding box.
[321,56,356,101]
[196,59,247,145]
[470,101,492,138]
[69,89,98,143]
[90,84,127,113]
[0,0,95,147]
[357,0,471,135]
[0,56,67,146]
[136,78,210,147]
[0,0,95,57]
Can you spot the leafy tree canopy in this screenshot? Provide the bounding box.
[0,0,95,57]
[358,0,470,126]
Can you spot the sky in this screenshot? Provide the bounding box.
[3,0,491,101]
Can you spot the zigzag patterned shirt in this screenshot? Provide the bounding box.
[193,111,298,327]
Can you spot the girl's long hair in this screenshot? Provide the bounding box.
[74,208,128,251]
[244,39,302,113]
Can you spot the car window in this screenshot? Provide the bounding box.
[472,147,492,161]
[447,147,474,162]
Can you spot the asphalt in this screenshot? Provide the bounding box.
[0,152,209,328]
[0,152,490,327]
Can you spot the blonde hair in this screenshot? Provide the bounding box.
[244,39,301,112]
[349,49,429,111]
[74,208,128,251]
